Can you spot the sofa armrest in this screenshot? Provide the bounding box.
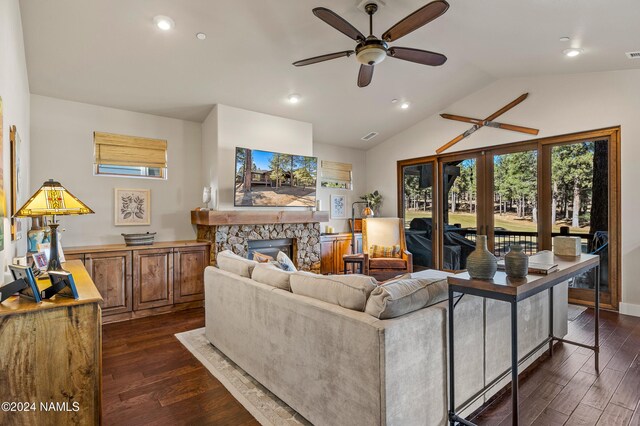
[402,250,413,273]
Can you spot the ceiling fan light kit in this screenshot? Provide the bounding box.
[293,0,450,87]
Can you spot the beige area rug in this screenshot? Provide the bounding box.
[175,328,310,426]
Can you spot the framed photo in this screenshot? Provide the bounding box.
[115,188,151,226]
[37,242,65,264]
[10,125,23,241]
[330,194,347,219]
[33,252,48,270]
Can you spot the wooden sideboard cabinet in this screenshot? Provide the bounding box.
[65,241,210,323]
[0,260,102,425]
[320,233,362,275]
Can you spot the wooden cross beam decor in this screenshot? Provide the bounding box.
[436,93,539,154]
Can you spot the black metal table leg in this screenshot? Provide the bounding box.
[595,265,600,371]
[448,288,456,425]
[549,287,554,357]
[511,300,519,426]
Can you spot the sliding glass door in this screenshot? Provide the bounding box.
[544,138,616,307]
[401,161,437,270]
[490,146,539,256]
[397,127,620,309]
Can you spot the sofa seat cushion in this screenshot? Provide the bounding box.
[290,272,378,311]
[365,277,448,319]
[217,250,258,278]
[369,258,407,270]
[251,262,293,291]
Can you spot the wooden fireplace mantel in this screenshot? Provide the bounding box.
[191,210,329,226]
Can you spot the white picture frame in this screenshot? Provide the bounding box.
[115,188,151,226]
[330,194,347,219]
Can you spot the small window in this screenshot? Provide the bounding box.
[96,164,164,178]
[94,132,167,179]
[320,160,352,190]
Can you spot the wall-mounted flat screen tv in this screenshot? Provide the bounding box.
[234,147,318,207]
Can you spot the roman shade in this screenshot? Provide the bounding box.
[321,160,352,188]
[94,132,167,168]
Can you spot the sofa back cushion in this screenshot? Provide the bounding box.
[365,277,448,319]
[290,272,378,311]
[217,250,258,278]
[251,262,293,291]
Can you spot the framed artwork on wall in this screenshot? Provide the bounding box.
[0,97,5,251]
[115,188,151,226]
[10,125,23,240]
[330,194,347,220]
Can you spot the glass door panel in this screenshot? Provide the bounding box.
[402,162,435,269]
[441,158,478,270]
[550,140,610,299]
[492,150,538,256]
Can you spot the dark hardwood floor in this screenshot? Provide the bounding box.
[102,308,257,426]
[102,307,640,426]
[471,308,640,425]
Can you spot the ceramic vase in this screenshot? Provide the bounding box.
[466,235,497,280]
[505,244,529,278]
[27,217,45,253]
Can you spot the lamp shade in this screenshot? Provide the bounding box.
[14,179,94,217]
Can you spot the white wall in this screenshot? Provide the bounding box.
[314,142,367,233]
[0,0,30,271]
[202,104,313,210]
[365,69,640,313]
[30,95,202,246]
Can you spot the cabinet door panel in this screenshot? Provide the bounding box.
[320,240,335,274]
[174,246,209,303]
[133,249,173,310]
[84,251,132,315]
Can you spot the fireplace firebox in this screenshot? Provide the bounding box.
[247,238,294,263]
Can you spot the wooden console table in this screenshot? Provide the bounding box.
[0,260,102,425]
[65,241,210,323]
[446,252,600,426]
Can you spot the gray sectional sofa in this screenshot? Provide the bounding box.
[205,251,568,426]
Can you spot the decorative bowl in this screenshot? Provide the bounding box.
[121,232,156,246]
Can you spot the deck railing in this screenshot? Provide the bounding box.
[447,228,593,257]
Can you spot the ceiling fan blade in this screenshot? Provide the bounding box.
[357,65,374,87]
[313,7,365,42]
[388,47,447,66]
[382,0,450,42]
[293,50,355,67]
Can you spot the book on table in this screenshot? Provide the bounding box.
[497,250,559,275]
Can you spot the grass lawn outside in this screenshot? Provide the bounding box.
[404,210,589,234]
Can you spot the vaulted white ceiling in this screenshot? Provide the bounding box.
[19,0,640,148]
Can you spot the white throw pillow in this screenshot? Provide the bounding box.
[216,250,258,278]
[290,272,378,311]
[252,262,293,291]
[365,277,448,319]
[276,251,297,272]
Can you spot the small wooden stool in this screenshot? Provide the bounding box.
[343,254,365,274]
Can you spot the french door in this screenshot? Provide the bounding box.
[398,127,620,309]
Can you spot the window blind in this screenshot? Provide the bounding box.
[94,132,167,169]
[321,160,352,188]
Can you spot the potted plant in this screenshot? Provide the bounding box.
[360,190,382,216]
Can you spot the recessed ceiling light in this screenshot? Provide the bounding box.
[196,32,207,40]
[391,99,398,104]
[400,102,410,109]
[563,48,583,57]
[559,37,571,42]
[288,94,301,104]
[153,15,175,31]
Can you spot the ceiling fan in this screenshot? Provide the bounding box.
[293,0,450,87]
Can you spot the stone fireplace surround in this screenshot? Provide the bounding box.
[193,210,329,274]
